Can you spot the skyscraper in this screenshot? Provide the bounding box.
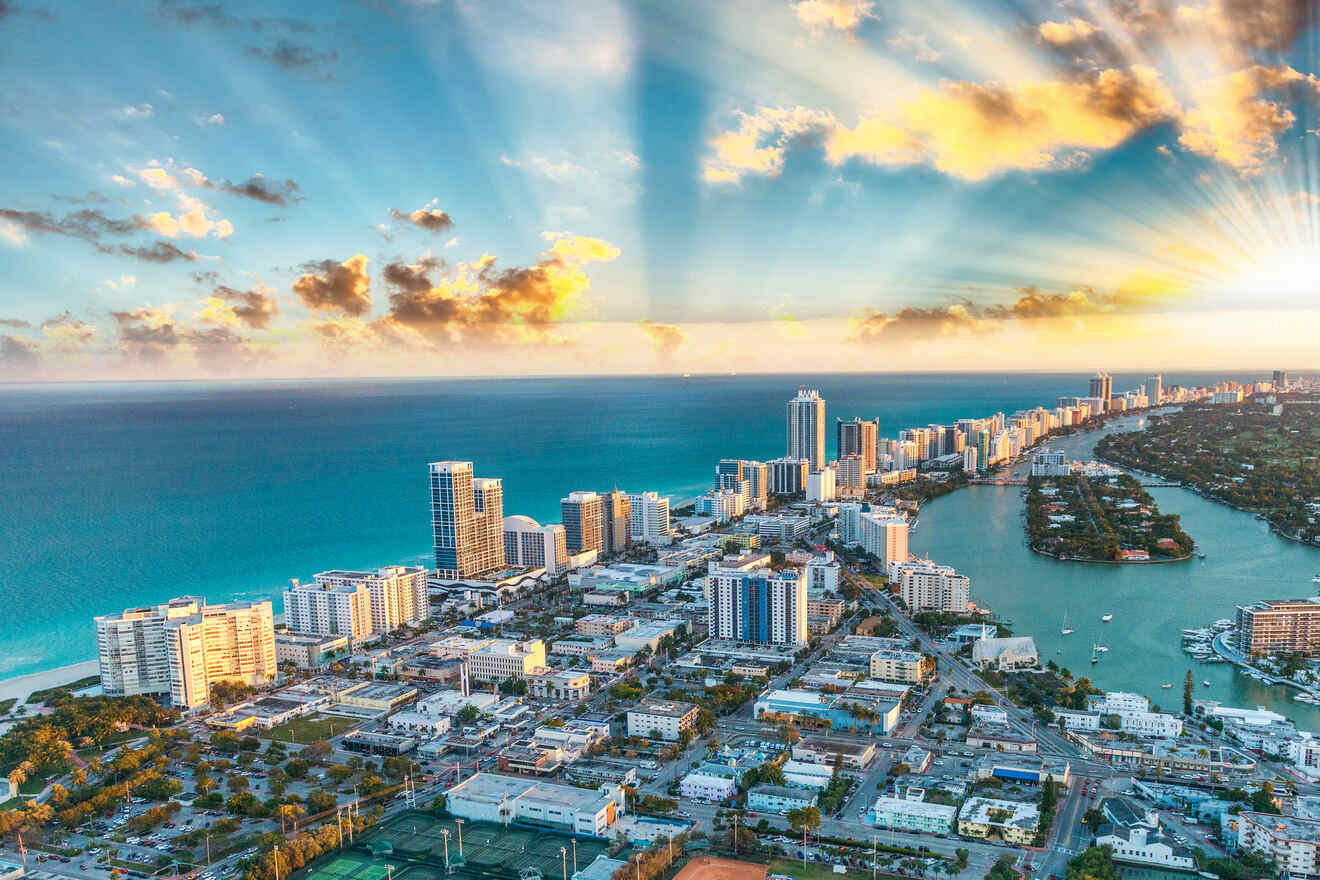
[837,418,878,473]
[561,490,604,554]
[95,596,205,697]
[1274,370,1290,389]
[503,515,569,575]
[599,490,632,554]
[627,491,671,545]
[312,566,430,634]
[1144,374,1163,406]
[430,461,506,579]
[787,388,826,471]
[164,600,277,709]
[1089,371,1113,412]
[769,456,809,495]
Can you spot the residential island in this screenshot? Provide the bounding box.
[1025,470,1195,563]
[1097,386,1320,548]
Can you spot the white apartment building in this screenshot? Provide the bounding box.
[627,491,671,545]
[872,797,957,835]
[164,600,277,709]
[870,648,935,684]
[806,466,836,502]
[283,578,373,642]
[503,515,569,576]
[1237,812,1320,878]
[465,638,547,683]
[837,503,863,545]
[679,772,737,802]
[695,488,746,522]
[861,513,909,567]
[806,552,841,591]
[96,596,205,697]
[891,560,970,613]
[312,566,429,634]
[626,700,699,741]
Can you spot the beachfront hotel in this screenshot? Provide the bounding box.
[561,490,604,554]
[285,565,429,638]
[429,460,506,579]
[96,596,276,708]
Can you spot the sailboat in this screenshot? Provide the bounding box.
[1090,644,1100,664]
[1061,612,1075,636]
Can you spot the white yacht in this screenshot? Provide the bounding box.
[1101,613,1113,623]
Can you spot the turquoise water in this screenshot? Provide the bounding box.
[0,371,1275,679]
[910,411,1320,730]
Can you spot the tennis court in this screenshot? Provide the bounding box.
[355,812,616,880]
[300,852,395,880]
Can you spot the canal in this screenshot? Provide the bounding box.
[909,412,1320,729]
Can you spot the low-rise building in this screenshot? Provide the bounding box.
[1095,797,1195,870]
[388,711,452,736]
[966,724,1038,753]
[335,681,418,713]
[575,614,633,637]
[527,668,592,701]
[957,797,1041,844]
[679,772,737,802]
[497,739,564,776]
[746,785,817,814]
[274,633,350,669]
[791,737,876,770]
[872,797,957,835]
[627,700,699,742]
[445,772,623,837]
[465,638,547,683]
[1236,811,1320,878]
[971,637,1039,671]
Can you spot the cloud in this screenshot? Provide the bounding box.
[155,2,316,34]
[200,285,280,329]
[245,41,337,74]
[141,195,234,239]
[41,311,97,347]
[111,305,254,371]
[377,235,620,346]
[101,274,137,290]
[1038,17,1100,47]
[0,317,31,328]
[121,103,155,119]
[111,174,135,187]
[888,31,943,63]
[197,113,226,126]
[220,174,300,205]
[390,206,454,233]
[1175,65,1315,174]
[638,320,686,359]
[851,302,990,342]
[1,219,27,246]
[707,67,1181,182]
[792,0,875,33]
[0,207,142,245]
[293,255,373,316]
[118,240,199,263]
[0,334,39,371]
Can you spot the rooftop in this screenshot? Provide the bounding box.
[630,700,698,718]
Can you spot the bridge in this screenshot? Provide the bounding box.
[970,478,1183,488]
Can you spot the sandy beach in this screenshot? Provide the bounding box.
[0,660,99,704]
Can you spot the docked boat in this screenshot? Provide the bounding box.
[1313,574,1320,585]
[1101,613,1113,622]
[1091,644,1100,664]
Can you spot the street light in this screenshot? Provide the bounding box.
[560,847,567,880]
[456,819,464,857]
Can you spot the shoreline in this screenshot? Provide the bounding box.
[0,659,99,704]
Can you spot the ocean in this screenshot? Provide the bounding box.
[0,371,1265,679]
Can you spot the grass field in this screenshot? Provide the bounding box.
[264,714,357,743]
[27,676,101,704]
[764,859,855,880]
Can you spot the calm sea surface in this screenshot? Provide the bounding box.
[0,371,1292,685]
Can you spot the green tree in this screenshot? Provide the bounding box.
[785,805,821,833]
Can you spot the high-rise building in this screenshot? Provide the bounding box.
[599,490,631,555]
[740,460,769,511]
[836,454,865,490]
[1236,599,1320,655]
[430,461,506,579]
[627,491,671,545]
[787,389,826,471]
[561,490,604,555]
[837,418,878,473]
[861,513,909,568]
[769,456,809,496]
[1274,370,1290,389]
[312,566,430,634]
[284,578,374,641]
[891,561,970,613]
[1144,375,1163,406]
[976,429,991,473]
[1089,371,1113,412]
[165,600,277,709]
[806,467,836,502]
[836,502,864,545]
[503,516,569,576]
[96,596,205,697]
[716,459,743,487]
[708,565,807,645]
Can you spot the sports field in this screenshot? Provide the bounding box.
[339,811,614,880]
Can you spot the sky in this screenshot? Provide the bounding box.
[1,0,1319,380]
